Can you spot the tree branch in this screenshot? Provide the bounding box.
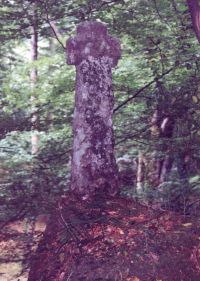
[47,20,66,50]
[43,2,66,50]
[114,66,175,113]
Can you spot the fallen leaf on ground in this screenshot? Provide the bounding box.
[182,223,192,227]
[127,277,140,281]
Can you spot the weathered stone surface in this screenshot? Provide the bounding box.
[66,21,120,67]
[66,21,121,197]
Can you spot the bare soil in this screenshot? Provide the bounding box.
[0,215,48,281]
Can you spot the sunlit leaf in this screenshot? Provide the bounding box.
[182,223,192,227]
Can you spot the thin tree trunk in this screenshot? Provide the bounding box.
[148,112,174,187]
[176,151,188,183]
[158,116,174,183]
[159,155,173,183]
[136,151,145,193]
[148,109,162,186]
[31,20,39,155]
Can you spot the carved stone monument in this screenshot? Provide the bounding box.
[66,21,121,198]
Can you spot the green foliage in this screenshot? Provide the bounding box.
[0,128,72,223]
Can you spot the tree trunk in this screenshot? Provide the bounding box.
[136,151,145,193]
[159,155,173,183]
[66,21,121,198]
[187,0,200,43]
[148,112,174,187]
[176,150,188,184]
[31,17,39,155]
[148,109,162,186]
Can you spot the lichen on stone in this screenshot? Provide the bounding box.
[66,21,121,197]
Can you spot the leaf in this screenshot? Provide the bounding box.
[127,277,140,281]
[123,250,128,256]
[59,253,65,262]
[189,175,200,184]
[192,96,198,103]
[182,223,192,227]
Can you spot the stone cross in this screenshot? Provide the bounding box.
[66,21,121,198]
